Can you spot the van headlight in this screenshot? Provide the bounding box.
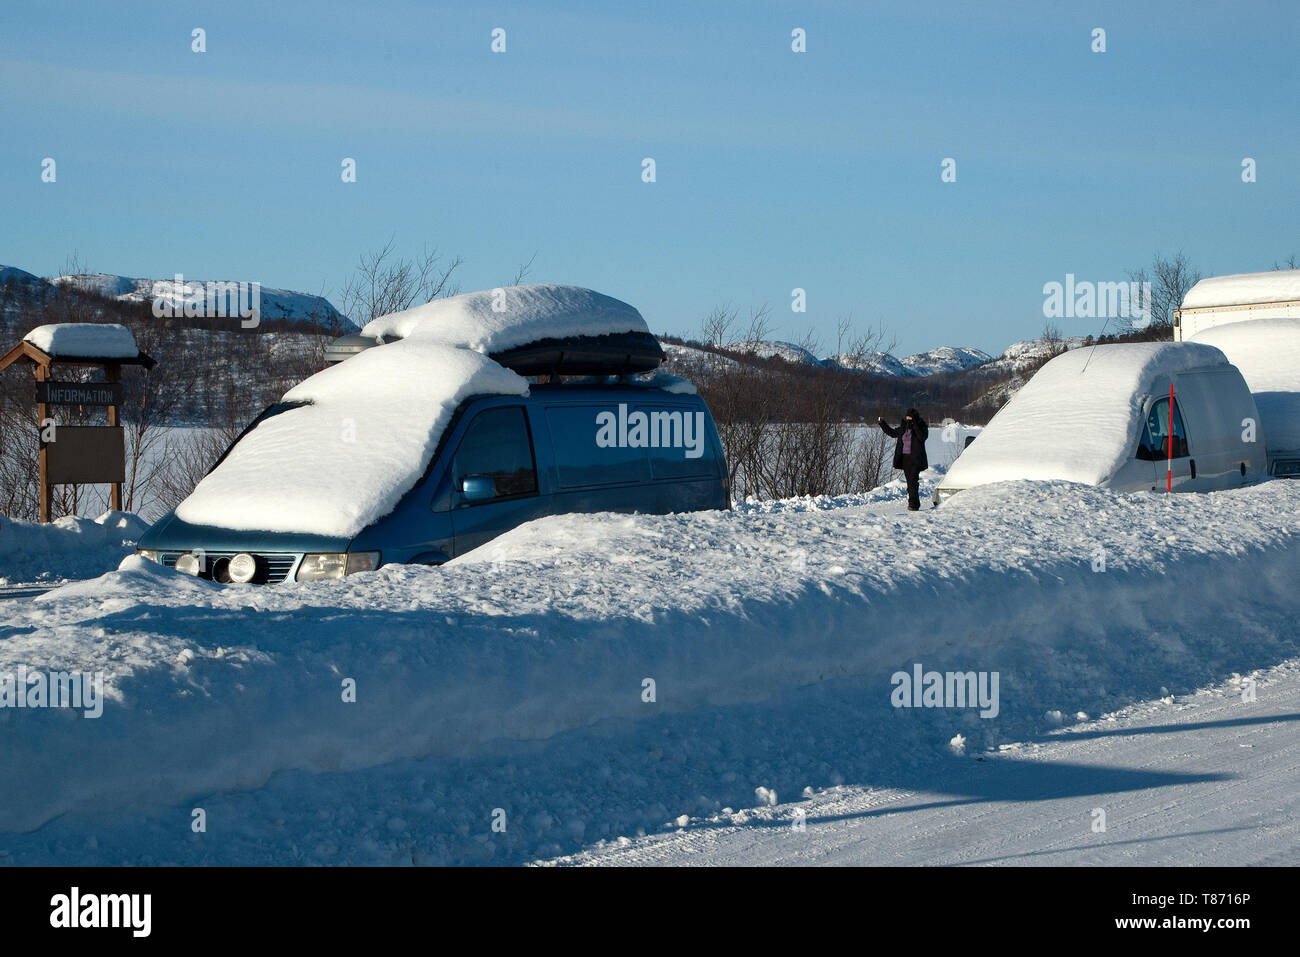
[296,552,380,581]
[227,552,258,584]
[137,549,160,563]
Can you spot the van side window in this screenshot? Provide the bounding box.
[644,406,716,479]
[453,406,538,504]
[1138,397,1189,460]
[545,405,651,488]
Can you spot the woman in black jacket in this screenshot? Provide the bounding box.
[878,408,929,511]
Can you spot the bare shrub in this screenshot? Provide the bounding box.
[149,425,244,516]
[339,237,463,327]
[693,308,895,501]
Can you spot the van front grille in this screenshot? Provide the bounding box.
[161,551,300,584]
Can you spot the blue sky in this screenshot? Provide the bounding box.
[1,1,1295,356]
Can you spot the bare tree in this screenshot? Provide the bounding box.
[149,423,245,515]
[1040,321,1065,358]
[507,251,538,287]
[1273,254,1298,270]
[690,306,897,501]
[1127,250,1201,332]
[339,237,464,326]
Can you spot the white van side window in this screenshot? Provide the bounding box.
[1139,397,1189,460]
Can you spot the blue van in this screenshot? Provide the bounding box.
[137,381,729,583]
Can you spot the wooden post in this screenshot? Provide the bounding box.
[35,361,51,523]
[105,363,122,511]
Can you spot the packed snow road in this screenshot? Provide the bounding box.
[549,661,1300,866]
[2,476,1299,864]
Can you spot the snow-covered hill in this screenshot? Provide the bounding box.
[0,265,45,287]
[894,345,993,377]
[51,273,353,330]
[727,339,994,377]
[729,339,824,365]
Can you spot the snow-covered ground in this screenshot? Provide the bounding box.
[0,511,147,587]
[1,475,1298,865]
[552,660,1300,866]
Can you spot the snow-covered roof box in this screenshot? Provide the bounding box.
[1191,318,1300,464]
[1175,270,1300,340]
[938,342,1263,498]
[340,284,663,374]
[176,337,529,538]
[21,323,140,360]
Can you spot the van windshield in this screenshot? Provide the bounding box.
[206,400,313,476]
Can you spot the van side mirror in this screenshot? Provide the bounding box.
[460,475,496,502]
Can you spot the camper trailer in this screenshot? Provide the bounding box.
[1174,269,1300,341]
[934,342,1264,504]
[1191,317,1300,478]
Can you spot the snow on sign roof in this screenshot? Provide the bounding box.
[1181,269,1300,310]
[360,284,649,353]
[943,342,1231,489]
[175,337,529,538]
[1192,318,1300,452]
[22,323,139,359]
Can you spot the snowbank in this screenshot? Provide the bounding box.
[360,285,649,353]
[1191,318,1300,452]
[1182,269,1300,309]
[175,338,528,537]
[22,323,138,359]
[0,511,148,585]
[4,479,1300,844]
[943,342,1229,488]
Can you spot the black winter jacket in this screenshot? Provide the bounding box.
[879,415,929,470]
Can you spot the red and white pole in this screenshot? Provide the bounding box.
[1167,383,1174,493]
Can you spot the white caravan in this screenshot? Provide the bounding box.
[934,342,1264,503]
[1191,317,1300,478]
[1174,269,1300,341]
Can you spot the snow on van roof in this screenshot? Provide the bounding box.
[1181,270,1300,310]
[1191,318,1300,452]
[22,323,138,359]
[943,342,1230,489]
[360,284,649,353]
[175,338,528,538]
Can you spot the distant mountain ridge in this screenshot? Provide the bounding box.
[50,273,354,331]
[3,262,1094,380]
[729,338,995,377]
[1,265,352,332]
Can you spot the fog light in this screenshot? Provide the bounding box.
[175,552,203,576]
[228,552,258,583]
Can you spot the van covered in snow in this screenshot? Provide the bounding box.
[1174,269,1300,341]
[136,286,729,582]
[934,342,1264,504]
[1191,318,1300,478]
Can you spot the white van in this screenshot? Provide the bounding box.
[934,342,1264,503]
[1191,317,1300,478]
